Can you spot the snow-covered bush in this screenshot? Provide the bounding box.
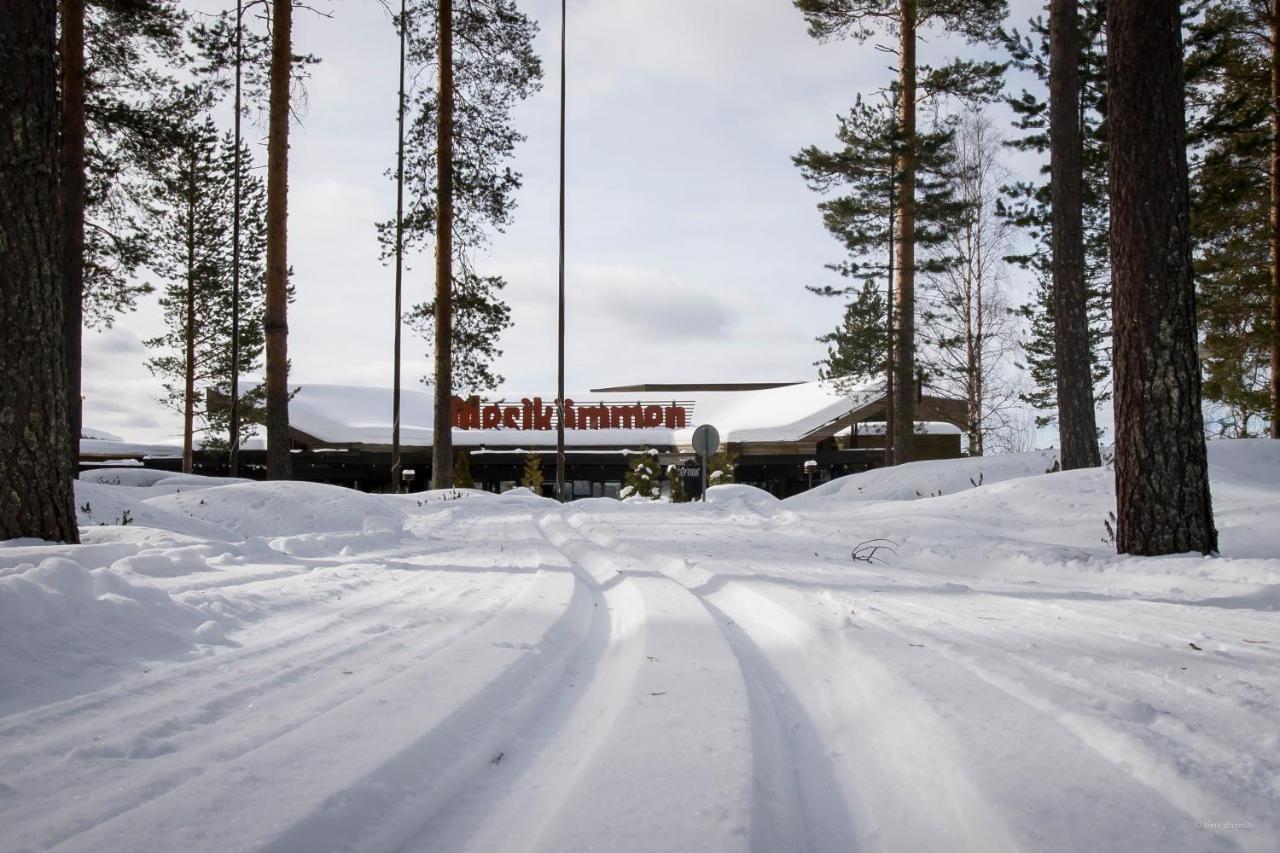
[622,453,662,500]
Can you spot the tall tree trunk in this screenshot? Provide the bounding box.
[1107,0,1216,556]
[885,158,896,468]
[59,0,85,478]
[182,151,197,475]
[1,0,80,543]
[965,226,982,455]
[1271,3,1280,439]
[264,0,292,479]
[430,0,455,490]
[974,213,986,457]
[230,0,244,476]
[892,0,917,464]
[1050,0,1102,469]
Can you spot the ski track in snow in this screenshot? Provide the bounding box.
[2,450,1279,853]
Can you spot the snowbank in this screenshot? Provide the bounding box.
[148,480,406,538]
[0,556,208,713]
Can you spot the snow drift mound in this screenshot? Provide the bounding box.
[1204,438,1280,491]
[0,556,209,712]
[704,483,780,507]
[790,448,1062,504]
[147,480,407,538]
[83,467,251,496]
[75,480,239,541]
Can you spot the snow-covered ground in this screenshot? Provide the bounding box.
[2,443,1278,852]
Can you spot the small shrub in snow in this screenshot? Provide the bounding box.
[622,454,662,501]
[667,464,689,503]
[520,452,544,492]
[706,451,736,485]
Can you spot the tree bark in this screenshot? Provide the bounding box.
[1107,0,1216,556]
[892,0,917,464]
[264,0,292,479]
[1050,0,1102,469]
[1271,3,1279,439]
[885,156,896,468]
[1,0,80,543]
[430,0,455,490]
[59,0,86,478]
[230,0,244,476]
[183,148,197,475]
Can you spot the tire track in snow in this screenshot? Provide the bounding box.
[1,567,534,852]
[564,506,1030,853]
[399,507,755,853]
[41,561,593,853]
[558,508,854,853]
[851,592,1278,851]
[617,497,1270,852]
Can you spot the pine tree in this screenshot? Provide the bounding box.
[385,0,542,488]
[264,0,294,479]
[666,464,689,503]
[520,451,544,493]
[1108,0,1216,556]
[795,91,968,407]
[61,0,186,472]
[191,1,317,471]
[1185,0,1277,438]
[1,0,80,543]
[814,281,888,390]
[706,452,736,487]
[793,0,1007,462]
[144,122,270,466]
[452,448,475,489]
[409,270,511,392]
[1000,2,1112,431]
[1048,0,1101,469]
[621,454,661,500]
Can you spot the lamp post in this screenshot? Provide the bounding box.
[555,0,567,502]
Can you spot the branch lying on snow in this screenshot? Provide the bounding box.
[851,538,898,565]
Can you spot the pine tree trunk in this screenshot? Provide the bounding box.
[884,153,896,467]
[965,233,981,456]
[1108,0,1216,556]
[0,0,80,543]
[183,151,197,475]
[59,0,85,478]
[1050,0,1101,469]
[264,0,292,479]
[974,261,985,457]
[229,0,244,477]
[1271,3,1280,439]
[430,0,455,490]
[892,0,917,464]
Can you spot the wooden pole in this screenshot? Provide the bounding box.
[391,0,407,490]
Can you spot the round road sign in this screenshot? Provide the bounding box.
[692,424,720,457]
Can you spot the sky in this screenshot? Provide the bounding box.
[83,0,1048,444]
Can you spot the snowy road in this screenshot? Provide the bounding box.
[2,445,1279,852]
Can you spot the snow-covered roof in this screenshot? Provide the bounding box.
[282,380,905,449]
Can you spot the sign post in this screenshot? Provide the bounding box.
[692,424,720,502]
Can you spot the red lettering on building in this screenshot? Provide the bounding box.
[450,396,692,431]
